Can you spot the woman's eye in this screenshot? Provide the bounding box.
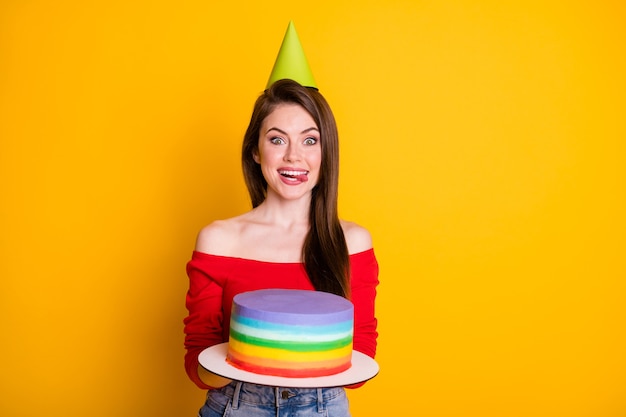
[270,137,285,145]
[304,137,318,145]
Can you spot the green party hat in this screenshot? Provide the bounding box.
[266,21,318,90]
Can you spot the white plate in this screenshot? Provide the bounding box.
[198,342,379,388]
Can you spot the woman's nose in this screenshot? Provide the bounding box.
[283,143,301,162]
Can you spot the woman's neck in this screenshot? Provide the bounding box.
[254,191,311,228]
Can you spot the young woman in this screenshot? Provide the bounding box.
[184,79,379,417]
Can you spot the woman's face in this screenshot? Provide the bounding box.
[254,103,322,202]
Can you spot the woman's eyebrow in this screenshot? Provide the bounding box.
[265,127,319,135]
[265,127,288,135]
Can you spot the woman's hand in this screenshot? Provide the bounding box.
[197,365,232,389]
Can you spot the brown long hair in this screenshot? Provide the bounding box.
[241,79,350,298]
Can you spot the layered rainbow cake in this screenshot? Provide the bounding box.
[226,289,354,378]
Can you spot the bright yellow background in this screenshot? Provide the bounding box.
[1,1,625,416]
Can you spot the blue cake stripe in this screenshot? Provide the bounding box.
[231,313,353,334]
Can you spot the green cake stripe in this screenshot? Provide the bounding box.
[229,329,352,351]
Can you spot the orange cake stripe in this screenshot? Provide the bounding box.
[227,349,351,369]
[226,352,352,377]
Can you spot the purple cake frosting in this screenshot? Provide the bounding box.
[232,289,353,325]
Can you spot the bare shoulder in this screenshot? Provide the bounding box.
[340,220,373,255]
[195,218,242,256]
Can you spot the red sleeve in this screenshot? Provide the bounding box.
[347,249,380,388]
[183,254,225,389]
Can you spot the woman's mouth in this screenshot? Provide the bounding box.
[278,169,309,182]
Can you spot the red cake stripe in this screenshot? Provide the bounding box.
[226,350,352,377]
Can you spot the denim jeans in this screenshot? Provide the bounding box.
[199,381,351,417]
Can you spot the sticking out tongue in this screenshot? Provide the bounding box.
[295,174,308,182]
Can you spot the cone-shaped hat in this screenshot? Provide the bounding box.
[266,21,318,90]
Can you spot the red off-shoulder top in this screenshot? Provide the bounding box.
[183,248,379,389]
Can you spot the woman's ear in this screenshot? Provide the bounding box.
[253,150,260,164]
